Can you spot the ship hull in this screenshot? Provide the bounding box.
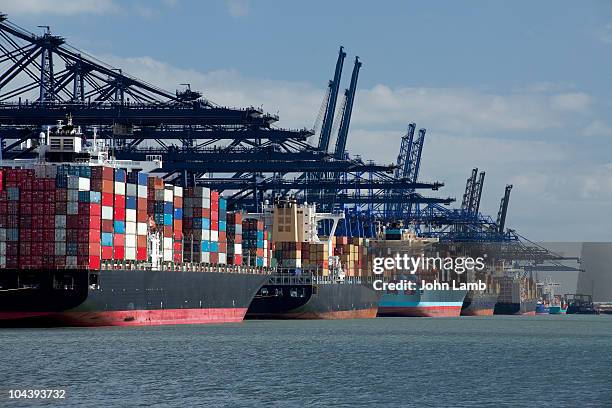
[0,268,268,327]
[378,289,467,318]
[246,281,380,320]
[548,306,567,315]
[494,299,537,316]
[461,291,498,316]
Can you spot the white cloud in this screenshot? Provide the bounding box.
[0,0,119,15]
[600,22,612,44]
[224,0,249,17]
[549,92,590,112]
[583,120,612,138]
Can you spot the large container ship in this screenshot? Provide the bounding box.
[373,230,467,318]
[461,267,499,316]
[0,119,270,326]
[493,267,537,316]
[246,199,380,319]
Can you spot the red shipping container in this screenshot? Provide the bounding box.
[102,166,114,181]
[113,246,125,260]
[102,179,113,193]
[101,192,114,206]
[137,211,148,222]
[233,254,242,265]
[137,197,147,210]
[88,216,101,230]
[174,252,182,263]
[101,220,114,232]
[90,203,101,216]
[113,234,125,247]
[89,229,101,243]
[114,195,125,208]
[211,220,218,231]
[173,196,183,208]
[137,235,147,247]
[113,206,125,221]
[173,242,182,252]
[137,247,147,261]
[89,256,101,270]
[219,231,226,242]
[101,246,113,260]
[210,252,218,264]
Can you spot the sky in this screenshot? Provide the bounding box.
[1,0,612,241]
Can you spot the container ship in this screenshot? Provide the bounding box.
[246,199,380,319]
[493,266,537,316]
[373,230,467,318]
[461,266,499,316]
[0,119,271,327]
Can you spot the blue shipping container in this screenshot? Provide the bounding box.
[101,232,113,247]
[163,214,173,225]
[126,196,137,209]
[174,208,183,220]
[114,221,125,234]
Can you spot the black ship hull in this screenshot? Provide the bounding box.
[0,268,268,327]
[494,299,537,316]
[461,291,498,316]
[246,279,380,319]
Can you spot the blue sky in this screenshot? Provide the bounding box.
[2,0,612,241]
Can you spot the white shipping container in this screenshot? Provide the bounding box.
[78,177,90,191]
[125,247,137,260]
[0,242,6,254]
[66,256,77,267]
[163,237,173,249]
[201,198,211,208]
[202,229,210,241]
[173,186,183,197]
[137,222,147,235]
[137,185,148,198]
[67,202,79,215]
[67,175,79,189]
[163,249,173,261]
[114,181,125,195]
[67,190,79,202]
[210,230,219,241]
[55,215,66,228]
[126,183,137,196]
[102,206,113,220]
[201,252,210,263]
[55,229,66,242]
[0,256,5,268]
[164,188,173,202]
[125,222,137,235]
[195,186,210,198]
[55,242,66,255]
[234,244,242,255]
[126,209,136,222]
[0,228,6,241]
[125,234,136,247]
[218,253,227,265]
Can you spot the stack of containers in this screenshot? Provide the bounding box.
[217,196,227,265]
[113,169,126,261]
[124,172,138,261]
[273,241,302,269]
[242,219,266,267]
[209,190,219,264]
[99,166,114,260]
[0,170,6,268]
[135,172,148,261]
[3,175,20,268]
[226,211,242,265]
[162,184,174,262]
[173,186,183,263]
[54,167,67,267]
[182,186,211,264]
